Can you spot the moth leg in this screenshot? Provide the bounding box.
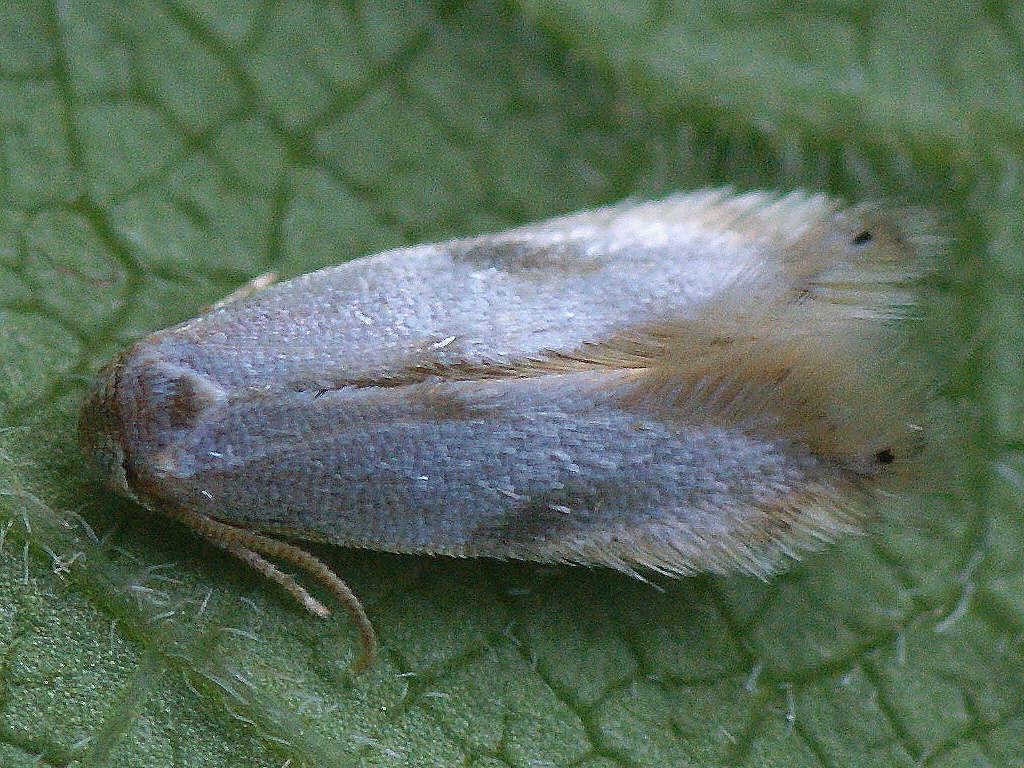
[166,506,376,673]
[204,271,279,312]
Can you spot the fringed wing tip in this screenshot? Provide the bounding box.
[533,482,871,582]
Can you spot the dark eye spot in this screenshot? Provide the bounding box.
[136,362,225,433]
[874,448,895,464]
[123,460,138,486]
[852,230,873,246]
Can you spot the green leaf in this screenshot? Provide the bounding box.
[1,0,1021,765]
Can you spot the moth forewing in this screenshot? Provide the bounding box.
[79,188,932,671]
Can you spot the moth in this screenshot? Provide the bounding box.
[79,188,929,671]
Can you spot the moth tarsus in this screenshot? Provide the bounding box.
[80,187,933,670]
[204,271,279,312]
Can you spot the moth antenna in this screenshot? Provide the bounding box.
[166,507,376,673]
[218,539,331,619]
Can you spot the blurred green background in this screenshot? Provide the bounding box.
[0,0,1021,765]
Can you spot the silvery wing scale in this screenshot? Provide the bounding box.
[79,188,929,670]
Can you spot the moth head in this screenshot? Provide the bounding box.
[80,344,229,506]
[79,355,140,503]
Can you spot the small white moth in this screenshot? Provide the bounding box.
[79,188,931,671]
